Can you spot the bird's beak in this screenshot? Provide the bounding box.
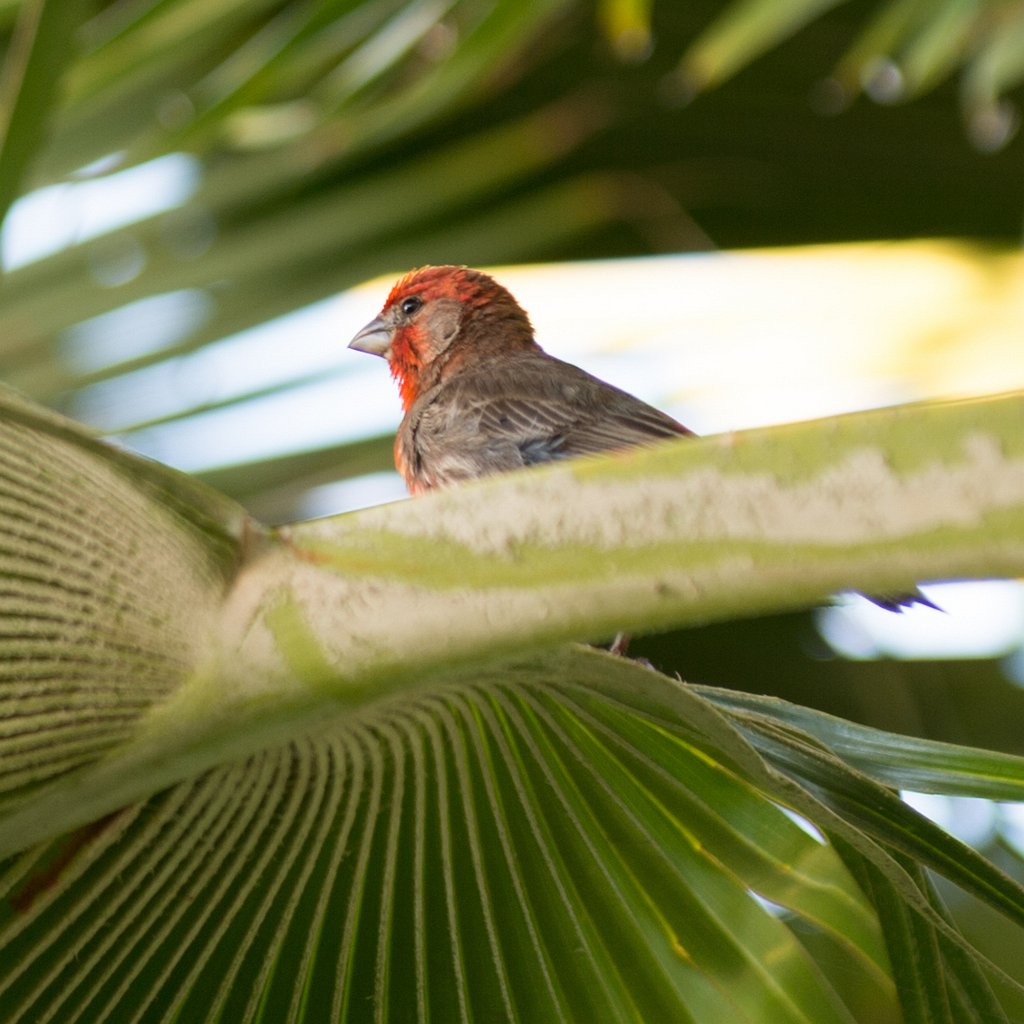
[348,316,393,358]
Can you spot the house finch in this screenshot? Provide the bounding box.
[349,264,931,620]
[348,265,692,493]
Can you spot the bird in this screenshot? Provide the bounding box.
[348,264,693,494]
[348,264,934,637]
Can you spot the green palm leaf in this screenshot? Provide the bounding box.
[1,385,1024,1020]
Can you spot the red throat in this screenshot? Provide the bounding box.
[388,325,423,412]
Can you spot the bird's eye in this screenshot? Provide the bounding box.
[400,296,422,316]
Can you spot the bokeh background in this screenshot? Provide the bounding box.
[3,0,1024,991]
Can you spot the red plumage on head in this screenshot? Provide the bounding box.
[378,265,536,412]
[383,265,517,312]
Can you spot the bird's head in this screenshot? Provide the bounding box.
[349,265,536,410]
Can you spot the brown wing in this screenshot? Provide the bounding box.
[398,350,692,490]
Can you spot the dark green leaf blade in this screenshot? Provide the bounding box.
[697,686,1024,800]
[0,0,87,228]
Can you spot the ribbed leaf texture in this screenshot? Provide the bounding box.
[0,391,242,806]
[0,675,894,1023]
